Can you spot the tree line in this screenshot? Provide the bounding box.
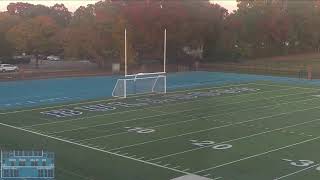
[0,0,320,68]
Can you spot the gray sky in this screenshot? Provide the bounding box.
[0,0,238,12]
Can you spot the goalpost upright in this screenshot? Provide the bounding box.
[125,28,128,77]
[164,28,167,73]
[163,28,167,93]
[112,28,167,98]
[124,28,127,97]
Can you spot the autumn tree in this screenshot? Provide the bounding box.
[0,12,21,56]
[6,16,60,67]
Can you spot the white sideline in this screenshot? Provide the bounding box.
[22,82,292,129]
[194,137,320,173]
[1,82,256,115]
[47,88,314,135]
[0,122,192,176]
[149,118,320,161]
[273,163,320,180]
[108,99,320,151]
[78,96,318,142]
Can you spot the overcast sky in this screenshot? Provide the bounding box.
[0,0,238,12]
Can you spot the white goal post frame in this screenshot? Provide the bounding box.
[112,28,167,98]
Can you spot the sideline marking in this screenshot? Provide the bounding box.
[0,122,191,176]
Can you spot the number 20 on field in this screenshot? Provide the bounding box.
[190,140,233,150]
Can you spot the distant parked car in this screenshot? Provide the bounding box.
[47,55,61,61]
[0,64,19,72]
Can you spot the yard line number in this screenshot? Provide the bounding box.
[125,127,156,134]
[282,158,320,171]
[190,140,233,150]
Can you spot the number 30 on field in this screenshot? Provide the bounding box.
[283,159,320,172]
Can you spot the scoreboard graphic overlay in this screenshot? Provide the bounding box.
[0,150,54,179]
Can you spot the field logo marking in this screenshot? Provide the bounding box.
[40,87,259,118]
[75,104,116,112]
[40,109,83,118]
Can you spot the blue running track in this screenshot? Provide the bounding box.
[0,71,318,110]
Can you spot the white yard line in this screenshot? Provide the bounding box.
[110,100,320,151]
[22,83,295,128]
[1,82,257,115]
[108,100,320,151]
[47,89,313,135]
[0,122,192,176]
[78,96,316,142]
[273,163,320,180]
[212,177,223,180]
[149,118,320,161]
[194,137,320,174]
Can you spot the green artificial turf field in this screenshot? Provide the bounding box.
[1,81,320,180]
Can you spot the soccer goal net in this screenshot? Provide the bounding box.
[112,72,167,98]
